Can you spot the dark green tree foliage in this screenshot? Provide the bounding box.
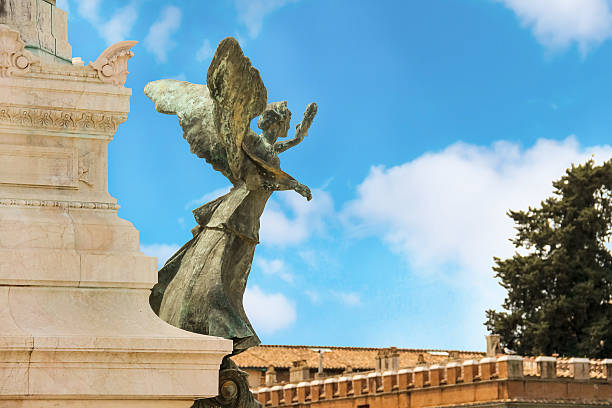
[485,160,612,357]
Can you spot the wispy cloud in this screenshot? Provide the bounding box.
[141,243,180,269]
[260,189,334,247]
[304,289,361,307]
[298,249,318,270]
[99,4,138,45]
[196,39,214,62]
[331,291,362,307]
[496,0,612,53]
[56,0,70,13]
[254,256,294,283]
[305,289,321,304]
[185,186,231,210]
[234,32,247,48]
[233,0,299,38]
[76,0,100,22]
[244,285,296,334]
[145,6,182,63]
[75,0,138,45]
[169,73,187,81]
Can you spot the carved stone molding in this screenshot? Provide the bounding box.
[0,24,40,78]
[0,198,119,210]
[0,104,127,134]
[89,40,138,86]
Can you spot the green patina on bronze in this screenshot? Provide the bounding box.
[145,37,317,355]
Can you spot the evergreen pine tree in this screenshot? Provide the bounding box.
[485,159,612,357]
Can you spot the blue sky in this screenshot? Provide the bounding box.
[58,0,612,351]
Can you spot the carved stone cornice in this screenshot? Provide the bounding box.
[0,198,119,210]
[89,41,138,86]
[0,104,127,134]
[0,24,40,78]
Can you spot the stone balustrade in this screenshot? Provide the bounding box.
[254,356,612,407]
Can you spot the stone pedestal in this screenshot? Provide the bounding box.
[0,2,232,406]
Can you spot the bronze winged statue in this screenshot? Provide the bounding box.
[145,37,317,357]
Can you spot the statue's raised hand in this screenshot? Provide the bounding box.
[293,181,312,201]
[274,102,317,155]
[296,102,317,139]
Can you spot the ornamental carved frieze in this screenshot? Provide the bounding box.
[0,105,127,134]
[0,24,39,78]
[0,198,119,210]
[89,41,138,86]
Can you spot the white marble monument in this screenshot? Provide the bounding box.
[0,1,232,406]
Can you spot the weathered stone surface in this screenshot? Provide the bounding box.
[0,19,233,407]
[146,37,317,358]
[0,0,72,62]
[0,24,39,77]
[89,40,137,86]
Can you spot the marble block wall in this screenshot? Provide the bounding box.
[0,2,232,407]
[0,0,72,62]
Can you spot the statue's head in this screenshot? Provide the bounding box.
[258,101,291,140]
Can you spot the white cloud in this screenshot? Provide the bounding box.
[145,6,182,63]
[185,186,232,210]
[196,39,213,62]
[260,188,334,247]
[254,256,294,283]
[497,0,612,52]
[346,137,612,312]
[99,4,138,45]
[233,0,298,38]
[331,291,362,307]
[244,285,296,334]
[77,0,100,23]
[184,186,333,246]
[141,243,180,269]
[75,0,138,45]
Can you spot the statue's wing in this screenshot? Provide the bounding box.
[207,37,267,182]
[144,79,233,180]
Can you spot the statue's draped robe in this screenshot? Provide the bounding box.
[149,184,271,353]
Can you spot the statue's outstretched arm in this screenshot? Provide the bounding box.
[265,178,312,201]
[275,102,317,154]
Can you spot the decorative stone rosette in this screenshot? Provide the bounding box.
[89,41,138,86]
[0,24,39,78]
